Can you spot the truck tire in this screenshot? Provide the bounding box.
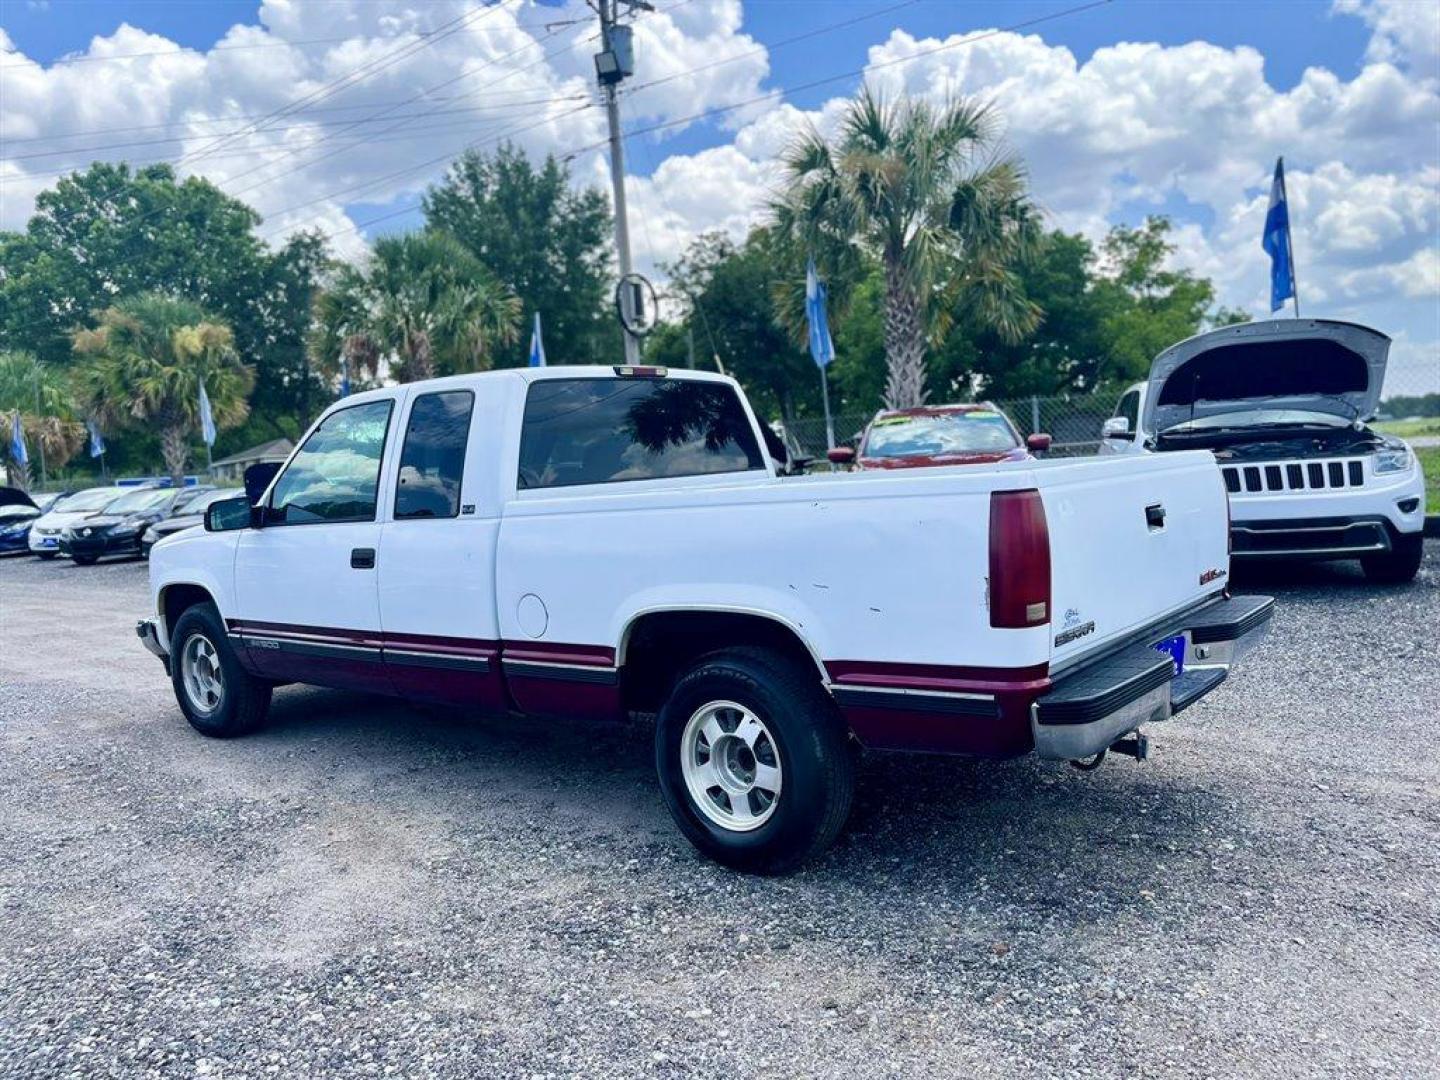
[655,647,855,874]
[1361,533,1424,584]
[169,601,272,738]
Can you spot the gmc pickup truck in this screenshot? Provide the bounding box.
[140,366,1273,871]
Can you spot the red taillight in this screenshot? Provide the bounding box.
[989,489,1051,629]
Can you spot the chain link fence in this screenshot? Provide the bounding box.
[777,394,1120,462]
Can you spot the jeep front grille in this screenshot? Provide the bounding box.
[1222,458,1366,495]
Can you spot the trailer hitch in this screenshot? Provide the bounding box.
[1070,730,1150,771]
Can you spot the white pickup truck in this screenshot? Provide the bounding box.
[140,366,1272,871]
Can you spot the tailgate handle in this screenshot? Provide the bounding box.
[1145,504,1167,530]
[350,547,376,569]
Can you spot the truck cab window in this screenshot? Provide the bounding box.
[269,400,394,524]
[395,391,474,519]
[517,378,765,489]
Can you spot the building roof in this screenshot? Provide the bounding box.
[211,437,294,468]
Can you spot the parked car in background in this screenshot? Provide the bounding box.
[0,488,40,555]
[32,490,72,514]
[828,403,1051,470]
[141,488,241,557]
[27,486,132,558]
[62,484,213,565]
[140,366,1270,872]
[1100,319,1427,582]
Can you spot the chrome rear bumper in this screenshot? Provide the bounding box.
[1031,594,1274,761]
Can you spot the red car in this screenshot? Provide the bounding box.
[828,403,1051,470]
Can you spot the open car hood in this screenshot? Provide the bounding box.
[0,486,38,510]
[1144,319,1389,434]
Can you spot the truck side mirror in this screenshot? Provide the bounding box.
[204,496,252,533]
[1026,433,1053,454]
[827,447,856,467]
[1102,416,1133,440]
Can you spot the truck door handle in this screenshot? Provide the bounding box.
[350,547,376,569]
[1145,504,1166,530]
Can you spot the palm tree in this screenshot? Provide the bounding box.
[309,231,521,387]
[0,351,85,491]
[72,294,254,485]
[772,86,1041,408]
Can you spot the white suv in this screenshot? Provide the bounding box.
[1100,319,1426,583]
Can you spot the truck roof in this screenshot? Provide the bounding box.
[339,365,735,405]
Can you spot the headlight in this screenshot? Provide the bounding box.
[1374,447,1412,474]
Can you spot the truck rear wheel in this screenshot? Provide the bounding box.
[1361,533,1424,584]
[655,647,854,874]
[169,602,272,738]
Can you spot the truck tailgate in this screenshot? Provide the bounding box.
[1036,450,1229,668]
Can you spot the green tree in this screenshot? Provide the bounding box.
[1089,216,1217,387]
[72,295,254,484]
[654,230,823,424]
[309,231,521,385]
[0,163,329,436]
[0,351,85,489]
[772,86,1040,408]
[423,144,613,367]
[936,230,1110,399]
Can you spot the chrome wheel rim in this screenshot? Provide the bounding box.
[680,700,782,832]
[181,633,224,715]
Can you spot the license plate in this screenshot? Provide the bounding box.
[1154,633,1186,676]
[39,537,57,548]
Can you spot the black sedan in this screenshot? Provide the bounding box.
[0,487,41,555]
[139,488,241,557]
[61,485,214,564]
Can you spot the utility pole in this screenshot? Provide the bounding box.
[595,0,650,365]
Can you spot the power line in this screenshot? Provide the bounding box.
[283,0,1109,251]
[0,34,356,71]
[569,0,1114,160]
[215,22,593,204]
[172,4,499,173]
[2,100,591,183]
[1,94,593,163]
[256,102,597,242]
[0,87,580,146]
[10,3,514,237]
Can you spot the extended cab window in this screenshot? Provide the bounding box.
[517,378,765,490]
[395,390,474,519]
[268,400,393,524]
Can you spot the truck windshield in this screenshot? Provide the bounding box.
[863,412,1019,458]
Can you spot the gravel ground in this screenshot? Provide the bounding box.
[1,548,1437,1079]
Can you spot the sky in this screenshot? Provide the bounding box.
[1,0,1437,394]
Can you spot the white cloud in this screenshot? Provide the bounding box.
[1334,0,1440,72]
[0,1,764,246]
[1,2,1436,393]
[628,15,1438,396]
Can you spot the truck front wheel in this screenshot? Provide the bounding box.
[655,647,855,874]
[169,602,272,738]
[1361,533,1424,584]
